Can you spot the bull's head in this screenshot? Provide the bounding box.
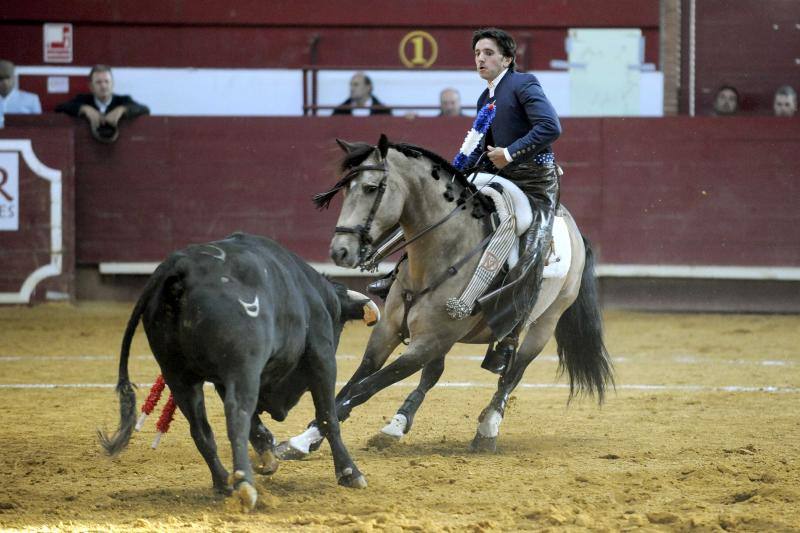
[334,285,380,326]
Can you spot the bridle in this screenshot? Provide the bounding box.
[333,161,388,264]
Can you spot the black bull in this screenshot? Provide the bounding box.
[98,233,378,510]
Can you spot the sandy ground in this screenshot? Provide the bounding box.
[0,302,798,532]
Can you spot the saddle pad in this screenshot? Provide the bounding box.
[542,216,571,279]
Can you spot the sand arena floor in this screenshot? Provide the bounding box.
[0,302,798,531]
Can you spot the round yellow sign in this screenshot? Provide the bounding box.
[399,30,438,69]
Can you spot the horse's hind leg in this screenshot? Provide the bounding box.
[470,312,559,453]
[367,355,446,449]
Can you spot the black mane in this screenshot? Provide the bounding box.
[313,140,479,210]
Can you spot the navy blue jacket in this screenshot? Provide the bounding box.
[55,93,150,118]
[467,70,561,168]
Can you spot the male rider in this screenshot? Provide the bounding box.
[369,28,561,375]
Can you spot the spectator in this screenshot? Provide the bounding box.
[773,85,797,117]
[439,88,462,116]
[0,60,42,115]
[55,65,149,143]
[332,72,391,116]
[712,85,739,116]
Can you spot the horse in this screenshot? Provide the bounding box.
[282,133,613,455]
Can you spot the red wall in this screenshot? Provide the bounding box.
[6,114,797,269]
[3,1,659,69]
[0,126,75,301]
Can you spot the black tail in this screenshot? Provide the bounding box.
[554,237,615,403]
[97,268,164,456]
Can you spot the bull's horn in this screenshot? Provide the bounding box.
[347,290,381,326]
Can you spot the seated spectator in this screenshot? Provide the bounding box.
[439,88,462,116]
[0,60,42,115]
[712,85,739,116]
[773,85,797,117]
[55,64,149,143]
[333,72,391,116]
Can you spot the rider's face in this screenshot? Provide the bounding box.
[474,38,511,82]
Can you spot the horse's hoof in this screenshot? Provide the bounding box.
[213,480,234,496]
[254,450,279,475]
[274,440,309,461]
[366,431,401,450]
[234,480,258,512]
[469,433,497,453]
[337,467,368,489]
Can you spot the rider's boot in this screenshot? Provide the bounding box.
[481,336,517,375]
[367,274,394,300]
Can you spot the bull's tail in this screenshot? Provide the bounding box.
[554,237,615,404]
[97,268,164,456]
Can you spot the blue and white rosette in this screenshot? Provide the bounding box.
[452,102,496,170]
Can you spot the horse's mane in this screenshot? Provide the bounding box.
[312,141,478,210]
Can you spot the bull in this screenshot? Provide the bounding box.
[98,232,379,510]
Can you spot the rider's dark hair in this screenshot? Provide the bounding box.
[472,28,517,71]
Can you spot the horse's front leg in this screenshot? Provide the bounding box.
[276,295,404,460]
[367,356,446,449]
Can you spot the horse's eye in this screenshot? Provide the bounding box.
[362,184,378,194]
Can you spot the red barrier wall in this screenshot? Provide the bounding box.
[6,115,794,270]
[0,126,75,302]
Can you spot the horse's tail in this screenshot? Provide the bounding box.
[554,237,615,404]
[97,267,162,456]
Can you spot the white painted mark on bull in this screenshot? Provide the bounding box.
[200,244,226,262]
[238,296,259,318]
[221,276,230,283]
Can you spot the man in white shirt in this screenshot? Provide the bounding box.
[0,60,42,115]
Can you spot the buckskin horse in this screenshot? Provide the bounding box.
[280,134,613,457]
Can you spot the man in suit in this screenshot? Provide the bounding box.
[56,65,149,141]
[0,60,42,115]
[466,27,562,375]
[332,72,391,116]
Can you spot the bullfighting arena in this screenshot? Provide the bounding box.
[0,302,798,531]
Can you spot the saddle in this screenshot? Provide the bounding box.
[446,173,570,320]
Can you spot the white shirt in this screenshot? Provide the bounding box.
[0,88,42,115]
[352,97,373,117]
[486,69,513,162]
[94,96,112,114]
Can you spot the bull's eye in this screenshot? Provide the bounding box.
[362,184,379,194]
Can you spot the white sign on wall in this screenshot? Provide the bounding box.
[44,23,73,63]
[0,152,20,231]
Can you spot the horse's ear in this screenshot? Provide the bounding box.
[377,134,389,159]
[336,138,358,153]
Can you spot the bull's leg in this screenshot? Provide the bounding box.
[221,375,260,511]
[368,356,446,449]
[305,349,367,489]
[470,311,559,453]
[167,378,230,494]
[216,385,277,475]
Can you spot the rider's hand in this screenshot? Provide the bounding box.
[486,145,509,169]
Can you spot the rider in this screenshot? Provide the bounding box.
[369,27,561,375]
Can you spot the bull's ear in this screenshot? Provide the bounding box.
[336,138,358,153]
[377,134,389,159]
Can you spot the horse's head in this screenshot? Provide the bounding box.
[315,134,405,268]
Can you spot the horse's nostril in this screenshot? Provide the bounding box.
[332,248,348,263]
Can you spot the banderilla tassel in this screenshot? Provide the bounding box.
[151,393,177,449]
[135,374,166,431]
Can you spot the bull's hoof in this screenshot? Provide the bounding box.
[366,431,401,450]
[274,441,309,461]
[337,467,368,489]
[254,450,279,475]
[469,432,497,453]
